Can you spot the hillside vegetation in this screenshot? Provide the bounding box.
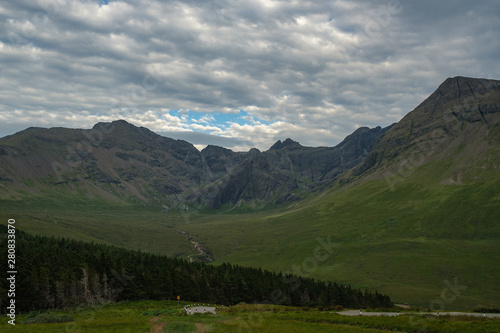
[0,226,392,314]
[2,301,500,333]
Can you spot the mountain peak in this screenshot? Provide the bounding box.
[430,76,500,106]
[92,119,139,131]
[270,138,302,150]
[90,120,162,142]
[201,144,234,155]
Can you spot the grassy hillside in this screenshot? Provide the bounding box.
[0,197,195,256]
[184,140,499,308]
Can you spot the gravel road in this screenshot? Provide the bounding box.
[337,310,500,318]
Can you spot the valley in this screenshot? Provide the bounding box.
[1,76,499,313]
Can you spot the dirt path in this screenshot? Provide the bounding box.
[195,323,207,333]
[150,317,166,333]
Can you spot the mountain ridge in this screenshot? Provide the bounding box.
[0,119,390,209]
[2,76,498,209]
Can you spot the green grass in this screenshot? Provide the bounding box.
[164,321,196,332]
[1,151,499,310]
[0,196,196,257]
[193,157,500,309]
[22,312,73,324]
[2,301,499,332]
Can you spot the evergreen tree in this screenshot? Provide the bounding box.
[0,226,393,313]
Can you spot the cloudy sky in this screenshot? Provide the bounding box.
[1,0,499,151]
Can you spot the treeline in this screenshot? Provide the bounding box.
[0,227,392,312]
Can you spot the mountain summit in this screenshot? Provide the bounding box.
[269,138,302,150]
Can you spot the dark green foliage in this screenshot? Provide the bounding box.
[474,308,500,313]
[0,226,392,313]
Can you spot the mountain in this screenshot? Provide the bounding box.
[197,126,391,208]
[209,76,500,308]
[0,120,390,209]
[353,76,500,181]
[0,120,207,204]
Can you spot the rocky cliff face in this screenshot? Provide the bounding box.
[201,145,245,180]
[192,126,391,208]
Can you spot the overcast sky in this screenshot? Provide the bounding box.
[1,0,499,151]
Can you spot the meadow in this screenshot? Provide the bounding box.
[2,301,500,332]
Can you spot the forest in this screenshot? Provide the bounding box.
[0,226,392,313]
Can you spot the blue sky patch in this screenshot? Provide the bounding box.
[168,110,271,131]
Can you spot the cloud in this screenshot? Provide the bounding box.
[157,130,250,151]
[0,0,499,150]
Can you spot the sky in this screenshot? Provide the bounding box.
[0,0,499,151]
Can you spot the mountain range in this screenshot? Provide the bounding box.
[2,77,499,211]
[1,76,499,309]
[0,114,391,209]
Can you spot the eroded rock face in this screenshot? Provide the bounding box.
[190,125,392,209]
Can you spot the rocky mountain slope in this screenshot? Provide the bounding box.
[197,125,391,208]
[353,76,500,184]
[0,119,390,209]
